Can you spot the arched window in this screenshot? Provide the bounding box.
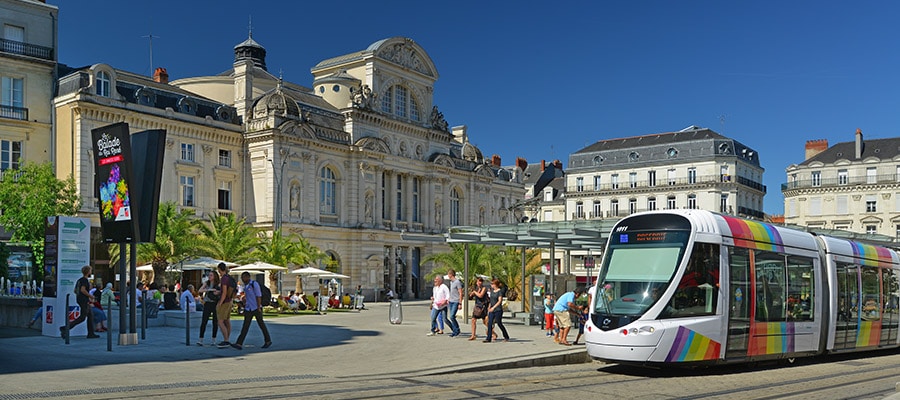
[96,71,110,97]
[450,188,461,226]
[319,166,337,215]
[381,84,420,121]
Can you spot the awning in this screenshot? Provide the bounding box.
[446,219,617,251]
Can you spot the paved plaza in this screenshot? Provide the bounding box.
[0,300,588,398]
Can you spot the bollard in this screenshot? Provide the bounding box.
[64,294,70,344]
[107,296,112,352]
[141,291,146,340]
[185,302,190,346]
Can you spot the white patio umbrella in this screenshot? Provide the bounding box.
[317,272,350,279]
[229,269,264,275]
[180,257,239,271]
[136,264,153,272]
[288,266,331,276]
[233,261,288,271]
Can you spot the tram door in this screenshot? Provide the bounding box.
[833,264,859,350]
[725,247,751,359]
[881,269,899,346]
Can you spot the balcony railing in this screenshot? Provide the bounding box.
[0,38,53,61]
[781,173,900,191]
[0,104,27,121]
[570,174,766,194]
[567,205,764,220]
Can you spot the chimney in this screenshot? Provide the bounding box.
[153,67,169,84]
[855,128,864,159]
[541,160,546,171]
[552,159,563,170]
[516,157,528,172]
[804,139,828,160]
[491,154,501,167]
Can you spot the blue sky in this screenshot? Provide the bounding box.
[56,1,900,215]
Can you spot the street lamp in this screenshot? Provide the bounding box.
[268,155,288,231]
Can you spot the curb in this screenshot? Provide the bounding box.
[432,349,593,375]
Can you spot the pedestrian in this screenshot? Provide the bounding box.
[468,277,494,341]
[543,293,555,337]
[573,285,595,345]
[89,286,108,332]
[445,269,464,337]
[483,279,510,343]
[553,287,584,346]
[60,265,100,339]
[231,272,272,350]
[427,275,449,336]
[216,262,237,348]
[100,282,115,307]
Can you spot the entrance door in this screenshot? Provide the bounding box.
[833,264,858,350]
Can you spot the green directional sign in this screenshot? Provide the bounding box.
[63,220,87,232]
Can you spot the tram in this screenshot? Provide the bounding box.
[584,209,900,365]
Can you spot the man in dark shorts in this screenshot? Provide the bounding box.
[60,265,100,339]
[216,262,236,348]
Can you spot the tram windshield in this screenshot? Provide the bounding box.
[595,230,690,317]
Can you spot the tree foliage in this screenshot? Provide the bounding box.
[253,229,325,290]
[194,213,259,264]
[0,162,80,280]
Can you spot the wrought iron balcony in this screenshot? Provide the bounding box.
[568,174,766,195]
[781,173,900,191]
[0,38,53,61]
[0,104,27,121]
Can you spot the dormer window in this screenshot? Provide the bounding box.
[381,84,420,122]
[96,71,111,97]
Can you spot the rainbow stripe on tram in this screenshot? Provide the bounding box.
[749,322,795,355]
[857,320,882,347]
[722,216,784,253]
[665,326,722,362]
[849,242,894,267]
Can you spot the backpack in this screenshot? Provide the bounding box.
[251,281,272,307]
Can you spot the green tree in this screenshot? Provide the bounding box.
[195,213,259,264]
[0,161,80,281]
[253,229,324,292]
[110,202,198,286]
[0,241,9,280]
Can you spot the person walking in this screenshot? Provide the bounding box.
[468,277,495,341]
[60,265,99,340]
[427,276,449,336]
[231,272,272,350]
[197,271,220,346]
[553,287,583,346]
[445,269,464,337]
[483,279,510,343]
[216,262,237,348]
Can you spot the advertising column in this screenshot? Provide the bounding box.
[42,216,91,337]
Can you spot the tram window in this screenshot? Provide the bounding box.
[785,256,814,321]
[662,242,719,318]
[754,250,786,322]
[861,267,881,321]
[836,263,858,323]
[728,247,751,320]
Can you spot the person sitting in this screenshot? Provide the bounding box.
[296,292,309,310]
[163,285,179,310]
[180,284,197,313]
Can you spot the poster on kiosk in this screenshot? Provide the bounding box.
[42,216,92,337]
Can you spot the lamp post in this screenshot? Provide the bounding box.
[268,153,288,296]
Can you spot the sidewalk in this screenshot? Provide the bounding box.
[0,300,589,397]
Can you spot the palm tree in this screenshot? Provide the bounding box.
[423,243,498,283]
[253,229,324,293]
[194,213,259,264]
[492,248,543,308]
[128,202,198,286]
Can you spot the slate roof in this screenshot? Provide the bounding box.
[801,137,900,165]
[573,126,727,154]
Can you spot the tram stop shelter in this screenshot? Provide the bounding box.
[438,219,618,319]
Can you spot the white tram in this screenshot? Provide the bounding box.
[585,209,900,365]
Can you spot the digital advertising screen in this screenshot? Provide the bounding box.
[91,122,136,243]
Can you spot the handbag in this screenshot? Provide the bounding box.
[473,303,486,319]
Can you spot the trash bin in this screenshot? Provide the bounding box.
[318,296,328,313]
[389,299,402,324]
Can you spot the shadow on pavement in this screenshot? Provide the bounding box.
[0,320,380,374]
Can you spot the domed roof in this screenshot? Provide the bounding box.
[461,142,483,163]
[234,33,267,71]
[253,81,300,118]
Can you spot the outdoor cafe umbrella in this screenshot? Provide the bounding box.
[289,266,331,294]
[180,257,239,271]
[316,272,350,279]
[233,261,288,271]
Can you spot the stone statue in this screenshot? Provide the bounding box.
[364,193,373,223]
[351,84,376,110]
[290,184,300,212]
[434,201,442,225]
[430,105,449,132]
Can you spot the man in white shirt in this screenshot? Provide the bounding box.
[180,284,196,312]
[427,276,450,336]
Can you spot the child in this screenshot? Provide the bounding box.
[543,293,555,337]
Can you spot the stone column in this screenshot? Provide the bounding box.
[404,247,414,300]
